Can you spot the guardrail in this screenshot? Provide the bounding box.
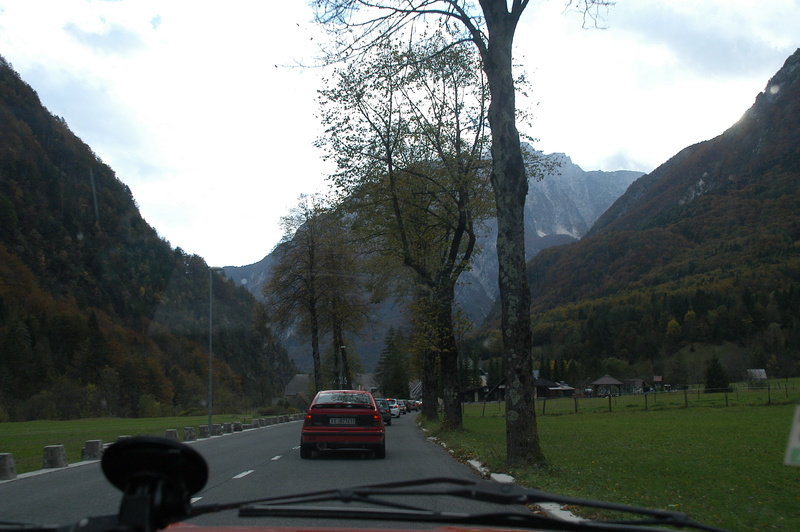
[0,414,304,481]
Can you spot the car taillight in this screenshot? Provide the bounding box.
[373,414,381,426]
[304,413,312,426]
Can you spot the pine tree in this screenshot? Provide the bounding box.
[704,355,731,393]
[375,328,410,398]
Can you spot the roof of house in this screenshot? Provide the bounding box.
[284,374,310,396]
[592,374,624,386]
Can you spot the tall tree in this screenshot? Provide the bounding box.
[704,355,731,393]
[263,196,368,392]
[317,34,494,428]
[318,208,369,389]
[312,0,611,465]
[263,195,328,392]
[375,327,411,398]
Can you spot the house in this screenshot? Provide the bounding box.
[460,383,504,403]
[535,378,576,398]
[459,373,504,402]
[622,379,645,394]
[409,380,423,399]
[591,374,624,396]
[282,374,311,409]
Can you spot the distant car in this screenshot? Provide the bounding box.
[407,400,418,411]
[386,398,401,418]
[397,399,407,414]
[374,397,392,425]
[300,390,385,459]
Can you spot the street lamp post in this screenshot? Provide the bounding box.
[208,266,224,437]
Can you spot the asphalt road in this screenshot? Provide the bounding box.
[0,412,498,529]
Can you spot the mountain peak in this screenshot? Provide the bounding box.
[762,48,800,100]
[590,48,800,236]
[734,48,799,128]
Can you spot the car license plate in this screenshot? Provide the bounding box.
[330,417,355,425]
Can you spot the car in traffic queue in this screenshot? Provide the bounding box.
[374,397,392,425]
[386,398,401,417]
[300,389,386,459]
[397,399,407,414]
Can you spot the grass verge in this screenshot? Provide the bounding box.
[420,402,799,531]
[0,414,259,474]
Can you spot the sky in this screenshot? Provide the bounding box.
[0,1,798,267]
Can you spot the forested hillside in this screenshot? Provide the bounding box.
[0,56,295,421]
[483,50,800,385]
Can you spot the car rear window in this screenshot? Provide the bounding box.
[313,392,373,408]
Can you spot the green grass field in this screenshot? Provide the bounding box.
[422,400,800,531]
[0,414,259,474]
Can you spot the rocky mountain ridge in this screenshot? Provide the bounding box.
[459,152,642,322]
[590,50,800,237]
[227,153,642,370]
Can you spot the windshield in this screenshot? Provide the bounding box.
[313,392,374,406]
[0,2,797,532]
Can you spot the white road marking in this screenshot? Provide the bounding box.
[233,470,254,479]
[191,497,203,504]
[271,455,282,461]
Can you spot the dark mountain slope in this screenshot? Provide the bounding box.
[0,56,295,420]
[509,50,800,381]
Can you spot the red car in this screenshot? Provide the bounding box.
[300,390,386,459]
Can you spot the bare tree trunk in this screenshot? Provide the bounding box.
[416,284,440,422]
[435,288,462,430]
[480,1,544,466]
[335,324,351,389]
[421,349,438,422]
[310,307,322,392]
[332,339,340,388]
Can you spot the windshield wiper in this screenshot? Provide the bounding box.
[190,476,729,532]
[0,523,60,532]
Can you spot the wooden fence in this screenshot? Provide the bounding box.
[534,383,800,416]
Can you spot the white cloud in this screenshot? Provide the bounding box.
[63,21,145,55]
[0,0,798,265]
[515,0,799,172]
